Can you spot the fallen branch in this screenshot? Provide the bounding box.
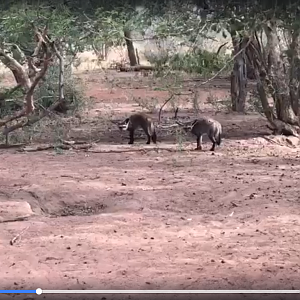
[1,216,30,223]
[10,225,30,246]
[3,119,28,135]
[60,139,91,145]
[266,119,299,137]
[0,143,26,149]
[3,104,56,136]
[21,144,70,152]
[0,109,27,128]
[86,147,193,154]
[20,142,93,152]
[119,65,155,72]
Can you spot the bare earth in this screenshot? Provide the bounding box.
[1,70,300,300]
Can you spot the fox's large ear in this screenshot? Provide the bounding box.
[124,118,130,124]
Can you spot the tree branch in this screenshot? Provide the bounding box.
[1,24,53,135]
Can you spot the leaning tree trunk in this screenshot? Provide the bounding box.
[245,28,299,136]
[230,34,248,113]
[124,29,138,66]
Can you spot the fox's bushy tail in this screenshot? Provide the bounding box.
[150,123,157,143]
[216,131,221,146]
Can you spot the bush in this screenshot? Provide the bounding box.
[168,49,232,76]
[0,62,85,119]
[34,63,85,113]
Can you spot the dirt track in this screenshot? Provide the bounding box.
[1,71,300,300]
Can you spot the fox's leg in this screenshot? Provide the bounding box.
[141,124,151,144]
[128,129,134,144]
[195,135,203,150]
[146,134,151,144]
[208,134,216,151]
[151,130,157,144]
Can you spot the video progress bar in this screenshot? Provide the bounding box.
[1,289,300,294]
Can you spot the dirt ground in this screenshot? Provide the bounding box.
[1,70,300,300]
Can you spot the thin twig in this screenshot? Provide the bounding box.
[198,38,252,87]
[158,94,174,123]
[158,90,194,123]
[156,43,250,122]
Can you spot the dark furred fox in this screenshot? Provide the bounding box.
[177,117,222,151]
[118,113,157,145]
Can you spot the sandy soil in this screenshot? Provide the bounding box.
[1,70,300,300]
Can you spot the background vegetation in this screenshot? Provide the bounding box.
[0,0,299,143]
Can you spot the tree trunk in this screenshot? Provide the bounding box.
[246,40,276,125]
[287,28,300,118]
[124,29,137,66]
[245,27,300,136]
[103,42,113,60]
[230,35,247,112]
[263,22,298,125]
[135,48,140,65]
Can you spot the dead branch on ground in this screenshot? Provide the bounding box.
[9,225,30,246]
[20,141,93,152]
[19,143,194,154]
[118,65,155,72]
[86,146,195,154]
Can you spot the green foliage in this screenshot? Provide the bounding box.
[0,2,86,120]
[0,87,24,118]
[34,64,85,112]
[0,65,84,119]
[168,50,232,76]
[85,5,149,48]
[0,3,86,55]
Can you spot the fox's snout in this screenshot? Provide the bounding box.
[118,124,127,131]
[183,126,192,132]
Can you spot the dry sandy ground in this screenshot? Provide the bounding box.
[1,70,300,300]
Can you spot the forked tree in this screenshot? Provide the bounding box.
[0,23,65,141]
